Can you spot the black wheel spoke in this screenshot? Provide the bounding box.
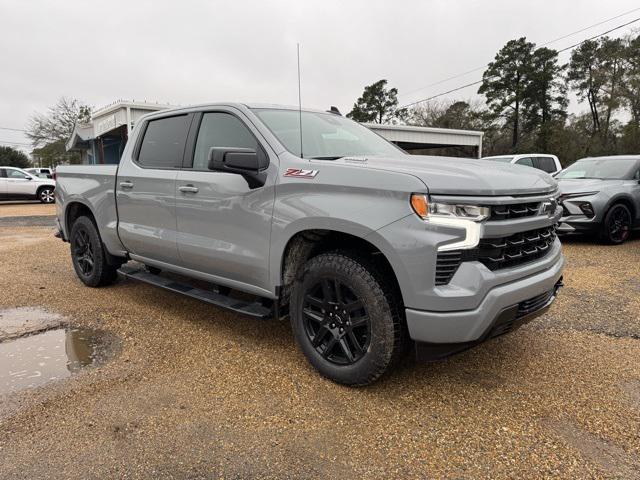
[321,279,334,303]
[312,326,329,347]
[305,294,325,310]
[345,299,364,314]
[303,307,324,324]
[339,338,355,363]
[350,315,369,328]
[322,336,338,358]
[347,331,364,355]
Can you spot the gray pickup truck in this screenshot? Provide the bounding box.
[55,103,564,386]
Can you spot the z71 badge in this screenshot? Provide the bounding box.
[284,168,319,179]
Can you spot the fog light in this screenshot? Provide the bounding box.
[578,202,595,218]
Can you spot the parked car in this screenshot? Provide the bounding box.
[25,167,53,179]
[54,103,564,386]
[483,154,562,175]
[556,155,640,244]
[0,166,56,203]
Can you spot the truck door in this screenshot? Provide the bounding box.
[116,113,192,264]
[174,110,277,293]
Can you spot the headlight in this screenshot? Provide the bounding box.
[558,191,599,203]
[410,194,488,252]
[410,194,489,222]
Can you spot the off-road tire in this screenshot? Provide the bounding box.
[70,216,119,287]
[290,250,407,386]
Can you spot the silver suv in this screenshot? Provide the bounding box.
[557,155,640,244]
[55,103,564,385]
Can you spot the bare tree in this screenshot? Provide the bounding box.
[26,97,91,147]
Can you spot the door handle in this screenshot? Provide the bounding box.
[179,185,199,193]
[119,181,134,189]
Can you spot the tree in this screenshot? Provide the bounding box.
[478,37,536,149]
[598,37,627,140]
[0,146,30,168]
[524,47,568,151]
[26,97,91,166]
[347,79,405,124]
[621,34,640,126]
[568,40,604,136]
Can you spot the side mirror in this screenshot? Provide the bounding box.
[208,147,269,189]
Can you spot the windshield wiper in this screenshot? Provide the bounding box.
[309,156,344,160]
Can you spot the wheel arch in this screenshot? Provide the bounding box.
[278,227,405,309]
[605,195,636,220]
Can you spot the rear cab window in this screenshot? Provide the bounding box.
[136,115,191,168]
[534,156,557,173]
[515,157,534,167]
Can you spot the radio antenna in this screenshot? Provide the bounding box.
[297,43,304,159]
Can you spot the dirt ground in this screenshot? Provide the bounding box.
[0,204,638,479]
[0,202,56,217]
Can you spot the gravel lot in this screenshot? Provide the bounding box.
[0,204,639,479]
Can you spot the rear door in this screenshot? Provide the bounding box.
[174,110,276,292]
[116,113,193,264]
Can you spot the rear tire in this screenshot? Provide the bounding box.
[38,186,55,204]
[70,216,119,287]
[290,251,407,386]
[600,203,632,245]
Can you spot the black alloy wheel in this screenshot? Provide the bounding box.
[69,216,121,287]
[73,226,95,277]
[302,277,371,365]
[604,204,632,244]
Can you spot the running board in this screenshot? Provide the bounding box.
[117,265,272,319]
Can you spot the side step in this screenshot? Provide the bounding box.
[117,265,272,319]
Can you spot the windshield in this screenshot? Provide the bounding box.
[484,156,514,163]
[252,108,403,159]
[556,158,638,180]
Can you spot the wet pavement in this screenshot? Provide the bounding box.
[0,326,110,395]
[0,213,639,478]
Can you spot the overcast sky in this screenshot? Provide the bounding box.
[1,0,639,153]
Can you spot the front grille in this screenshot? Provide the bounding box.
[477,225,557,271]
[434,225,557,285]
[491,202,541,220]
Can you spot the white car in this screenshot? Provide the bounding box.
[482,154,562,175]
[0,166,56,203]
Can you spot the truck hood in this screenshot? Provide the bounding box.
[334,155,557,196]
[557,178,621,194]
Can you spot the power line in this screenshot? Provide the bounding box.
[0,126,27,132]
[0,140,32,147]
[399,16,640,109]
[399,6,640,101]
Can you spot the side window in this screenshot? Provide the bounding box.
[192,113,258,170]
[0,169,6,178]
[535,157,556,173]
[516,157,534,167]
[137,115,191,168]
[7,169,29,179]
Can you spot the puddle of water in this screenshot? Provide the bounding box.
[0,327,106,395]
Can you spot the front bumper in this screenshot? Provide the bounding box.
[557,216,600,235]
[406,251,564,345]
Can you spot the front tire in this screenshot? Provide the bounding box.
[38,186,55,204]
[600,204,632,245]
[290,251,407,386]
[70,216,119,287]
